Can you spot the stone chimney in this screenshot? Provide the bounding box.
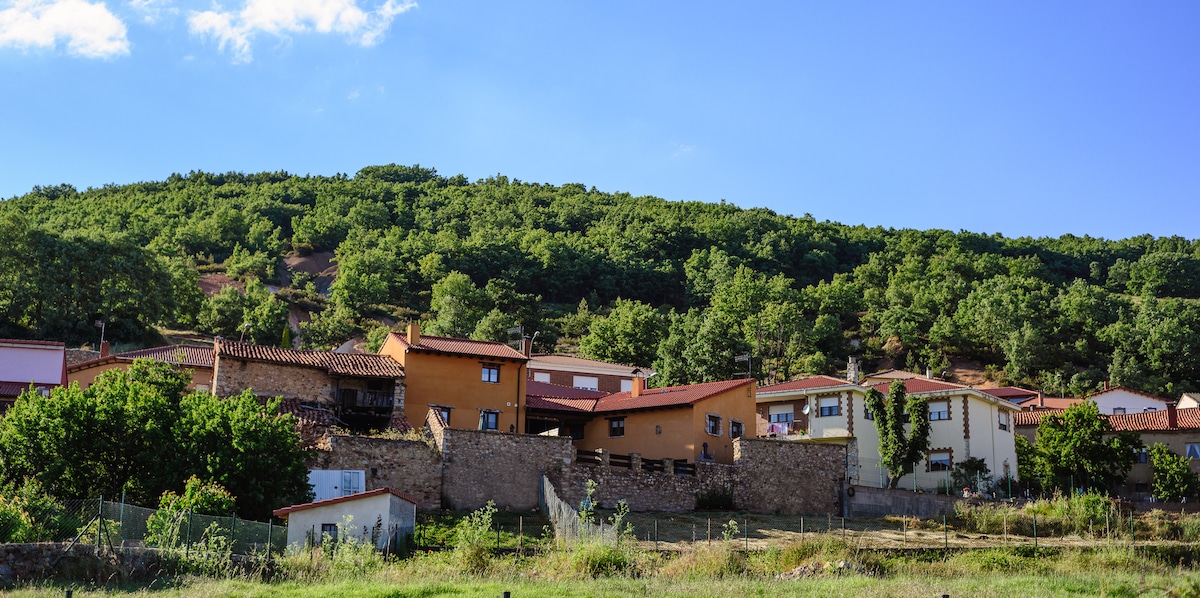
[847,356,860,384]
[100,341,110,358]
[1168,401,1178,430]
[407,321,421,346]
[632,377,644,398]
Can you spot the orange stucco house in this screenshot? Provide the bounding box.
[67,344,215,391]
[378,323,529,434]
[531,377,756,464]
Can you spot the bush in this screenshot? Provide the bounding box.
[453,501,497,574]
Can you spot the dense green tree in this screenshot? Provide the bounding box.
[579,299,666,369]
[864,381,932,489]
[1034,402,1142,492]
[1148,444,1199,503]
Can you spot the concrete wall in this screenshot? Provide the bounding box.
[213,357,335,406]
[310,436,442,510]
[845,485,960,518]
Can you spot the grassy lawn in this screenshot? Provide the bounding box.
[6,572,1199,598]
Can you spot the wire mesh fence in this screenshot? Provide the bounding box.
[0,496,286,556]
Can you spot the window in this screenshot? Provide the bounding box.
[1145,407,1157,412]
[1135,482,1150,493]
[818,396,840,417]
[768,404,794,423]
[1187,443,1200,459]
[730,420,744,439]
[321,523,338,543]
[706,414,722,436]
[482,364,501,384]
[479,410,499,430]
[573,376,599,390]
[928,401,950,421]
[341,470,363,496]
[620,379,633,392]
[608,418,625,438]
[1136,447,1148,463]
[998,411,1010,432]
[928,451,952,472]
[568,423,585,439]
[1112,407,1126,415]
[533,372,551,383]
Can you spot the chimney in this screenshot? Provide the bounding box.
[1037,392,1044,408]
[407,321,421,346]
[100,341,111,358]
[632,377,644,398]
[925,366,933,379]
[1168,401,1178,430]
[522,337,532,358]
[847,357,859,384]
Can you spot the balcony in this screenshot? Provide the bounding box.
[339,389,394,414]
[765,421,803,436]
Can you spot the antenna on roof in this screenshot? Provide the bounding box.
[506,326,524,351]
[734,353,752,378]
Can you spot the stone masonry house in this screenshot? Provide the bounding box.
[378,323,529,434]
[758,373,1020,491]
[212,339,405,430]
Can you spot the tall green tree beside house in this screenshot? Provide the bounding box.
[864,380,932,489]
[1148,443,1199,502]
[1034,401,1142,492]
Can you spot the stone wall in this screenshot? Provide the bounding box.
[845,485,960,518]
[213,357,335,406]
[439,428,575,511]
[730,438,844,515]
[310,436,443,510]
[0,544,161,584]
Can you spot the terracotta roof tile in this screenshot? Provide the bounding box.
[1108,408,1200,432]
[273,487,418,518]
[526,395,600,413]
[594,378,754,413]
[868,378,965,394]
[1020,397,1082,410]
[117,345,214,367]
[1014,409,1061,427]
[389,332,527,361]
[216,340,404,378]
[0,382,56,398]
[759,375,852,393]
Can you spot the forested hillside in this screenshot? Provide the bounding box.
[2,164,1198,398]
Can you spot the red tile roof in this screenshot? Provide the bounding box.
[1020,397,1082,411]
[1108,408,1200,432]
[216,340,404,378]
[980,386,1040,400]
[526,395,600,413]
[1014,409,1061,427]
[594,378,754,413]
[868,378,965,394]
[388,332,527,361]
[0,338,65,347]
[273,487,418,518]
[118,345,214,367]
[759,375,852,393]
[863,369,921,380]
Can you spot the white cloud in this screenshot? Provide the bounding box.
[127,0,176,24]
[0,0,129,58]
[189,0,415,63]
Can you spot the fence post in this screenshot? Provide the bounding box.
[943,515,948,550]
[1003,512,1008,546]
[842,516,846,540]
[902,515,907,548]
[185,511,193,559]
[707,518,711,545]
[96,496,103,548]
[654,519,658,552]
[800,516,804,540]
[519,516,523,556]
[231,513,237,553]
[1032,513,1037,552]
[1131,511,1135,544]
[119,491,126,543]
[745,517,749,550]
[267,519,273,560]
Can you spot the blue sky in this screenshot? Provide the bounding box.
[2,1,1198,240]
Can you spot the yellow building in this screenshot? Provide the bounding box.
[67,344,215,391]
[378,323,529,433]
[569,378,756,464]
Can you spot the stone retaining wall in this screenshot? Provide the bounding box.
[0,544,161,585]
[310,435,443,510]
[845,485,960,518]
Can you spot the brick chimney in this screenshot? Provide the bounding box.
[100,341,110,358]
[407,322,421,346]
[522,337,533,358]
[632,377,644,398]
[1168,401,1178,430]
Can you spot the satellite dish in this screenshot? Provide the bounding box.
[801,403,811,415]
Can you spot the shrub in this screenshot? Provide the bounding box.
[453,501,497,574]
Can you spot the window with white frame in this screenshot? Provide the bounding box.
[1136,447,1148,463]
[818,396,840,417]
[928,401,950,421]
[1112,407,1126,415]
[482,364,501,384]
[573,376,599,390]
[706,414,722,436]
[998,410,1010,431]
[1187,444,1200,459]
[768,404,794,423]
[928,451,952,471]
[533,372,551,383]
[341,470,363,495]
[620,379,633,392]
